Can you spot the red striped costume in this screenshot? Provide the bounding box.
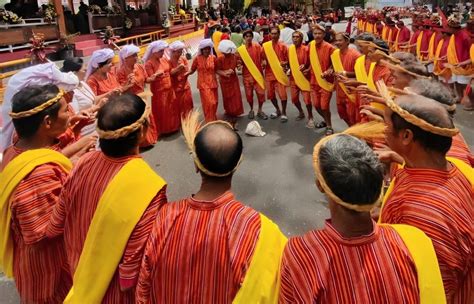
[279,221,419,303]
[0,146,72,303]
[381,167,473,303]
[448,133,474,167]
[136,191,261,303]
[46,151,167,303]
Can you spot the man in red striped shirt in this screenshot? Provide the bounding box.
[279,132,442,303]
[0,85,73,303]
[47,94,168,303]
[136,115,286,303]
[380,95,473,304]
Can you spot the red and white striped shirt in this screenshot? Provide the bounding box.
[0,146,72,303]
[279,220,420,303]
[47,151,167,303]
[448,133,474,167]
[136,191,261,303]
[381,166,473,304]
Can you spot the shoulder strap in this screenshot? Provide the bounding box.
[289,44,310,91]
[388,224,446,304]
[64,158,166,304]
[263,41,289,86]
[233,214,287,304]
[354,55,368,83]
[0,149,72,278]
[237,44,266,90]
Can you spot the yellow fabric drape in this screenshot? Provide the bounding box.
[237,45,265,90]
[65,158,166,304]
[416,32,424,60]
[309,41,334,92]
[212,31,223,57]
[447,35,474,75]
[393,29,401,52]
[428,32,437,61]
[289,45,310,91]
[433,39,452,79]
[233,214,287,304]
[0,149,72,278]
[379,157,473,223]
[382,26,388,41]
[386,224,446,304]
[330,49,356,102]
[263,41,289,86]
[367,62,386,111]
[470,44,474,63]
[354,55,368,83]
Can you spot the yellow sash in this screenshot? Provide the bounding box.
[433,39,451,79]
[238,44,265,90]
[64,158,166,304]
[366,23,373,34]
[289,45,310,91]
[416,32,424,60]
[428,32,437,61]
[367,62,386,111]
[263,41,289,86]
[447,35,474,75]
[233,214,287,304]
[0,149,72,278]
[387,224,446,304]
[309,41,334,92]
[393,29,401,51]
[354,55,368,83]
[470,44,474,63]
[330,49,356,102]
[379,157,473,223]
[212,31,223,57]
[382,26,388,41]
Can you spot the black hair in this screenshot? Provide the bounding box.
[11,84,61,139]
[373,39,389,54]
[243,29,254,38]
[98,59,112,69]
[61,57,84,72]
[97,93,146,157]
[356,33,375,42]
[270,26,280,34]
[194,124,243,176]
[319,134,383,206]
[409,79,456,114]
[391,99,453,154]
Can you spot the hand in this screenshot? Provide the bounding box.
[373,143,404,165]
[69,135,98,163]
[299,64,305,71]
[360,108,384,122]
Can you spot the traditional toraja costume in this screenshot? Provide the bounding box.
[237,41,266,109]
[262,38,289,102]
[433,34,452,82]
[47,102,168,304]
[0,90,74,303]
[192,39,219,122]
[445,18,473,85]
[86,49,121,96]
[330,43,360,126]
[288,42,311,109]
[144,41,181,135]
[1,63,79,152]
[117,44,158,146]
[309,31,335,111]
[377,85,474,304]
[136,114,287,303]
[168,41,194,118]
[280,123,445,303]
[216,40,244,118]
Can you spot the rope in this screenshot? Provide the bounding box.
[9,90,65,119]
[380,59,431,80]
[96,105,151,139]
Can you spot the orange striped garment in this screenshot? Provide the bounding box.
[279,221,419,303]
[136,191,261,303]
[381,166,473,303]
[46,151,167,303]
[448,133,474,167]
[0,146,72,304]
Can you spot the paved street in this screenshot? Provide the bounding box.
[1,21,473,301]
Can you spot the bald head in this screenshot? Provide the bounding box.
[391,95,454,154]
[194,123,243,176]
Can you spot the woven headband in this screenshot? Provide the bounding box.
[10,90,65,119]
[96,105,151,139]
[381,59,431,80]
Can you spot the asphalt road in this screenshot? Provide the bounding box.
[1,21,473,302]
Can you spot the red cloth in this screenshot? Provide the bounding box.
[420,29,433,59]
[290,45,311,106]
[0,146,72,304]
[280,221,420,303]
[170,57,194,117]
[238,43,266,106]
[335,48,360,125]
[453,29,472,62]
[262,41,288,81]
[136,191,261,303]
[86,69,121,96]
[145,57,180,135]
[448,133,474,167]
[117,63,158,146]
[47,151,168,303]
[216,54,244,117]
[381,166,473,303]
[410,30,421,53]
[310,41,335,109]
[192,55,218,122]
[396,26,411,48]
